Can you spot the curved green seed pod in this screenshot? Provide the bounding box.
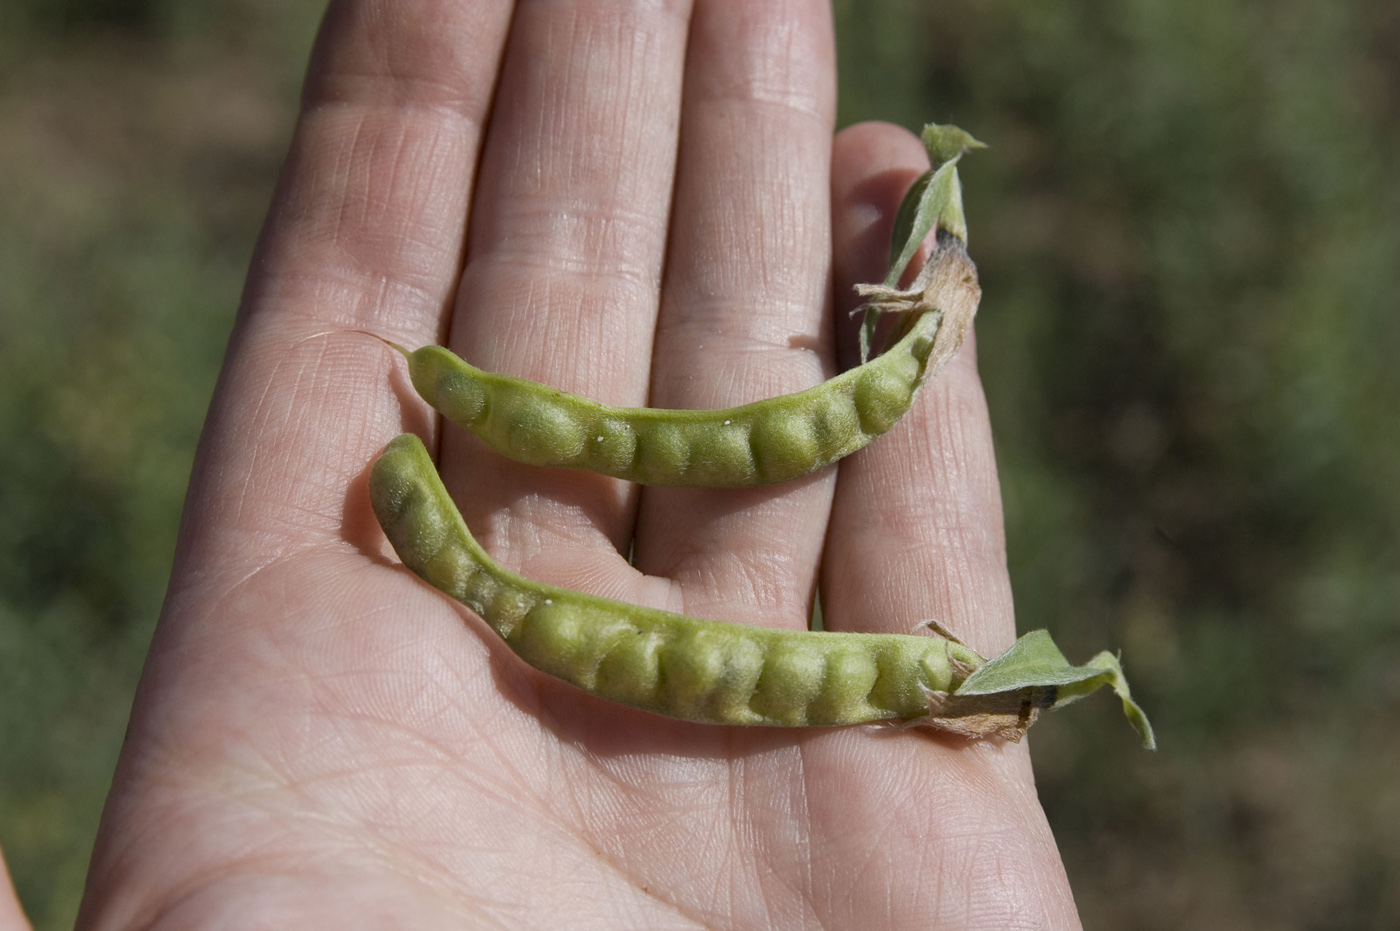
[369,433,1156,746]
[381,236,979,488]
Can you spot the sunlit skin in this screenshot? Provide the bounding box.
[0,0,1089,927]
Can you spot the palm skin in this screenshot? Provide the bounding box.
[48,0,1084,928]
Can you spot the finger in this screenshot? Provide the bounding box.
[439,0,693,570]
[632,0,838,629]
[810,123,1079,928]
[823,121,1016,657]
[181,0,514,574]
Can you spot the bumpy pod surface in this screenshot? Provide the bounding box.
[396,238,980,487]
[371,433,989,727]
[370,434,1157,744]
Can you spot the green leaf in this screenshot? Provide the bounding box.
[955,630,1157,749]
[920,123,987,169]
[860,123,984,362]
[882,161,958,288]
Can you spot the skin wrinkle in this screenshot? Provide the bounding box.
[692,806,745,925]
[299,685,478,778]
[736,755,821,931]
[279,107,471,275]
[125,760,427,928]
[197,353,374,553]
[828,478,1008,638]
[177,573,475,790]
[535,273,648,354]
[662,305,831,356]
[688,0,831,117]
[478,500,636,586]
[303,1,508,118]
[827,338,1013,646]
[567,795,723,930]
[562,11,677,181]
[512,546,652,607]
[660,340,830,408]
[329,115,449,277]
[221,345,362,538]
[254,15,501,323]
[454,305,663,410]
[668,141,827,299]
[718,759,766,928]
[671,545,810,628]
[273,95,486,289]
[797,743,971,926]
[142,882,468,931]
[959,832,1055,931]
[614,17,684,158]
[257,268,442,346]
[492,198,670,268]
[547,764,714,930]
[369,790,538,901]
[359,272,450,341]
[386,124,475,254]
[839,808,907,924]
[251,219,463,348]
[361,116,456,235]
[927,392,1000,508]
[279,753,545,910]
[295,660,455,739]
[788,747,824,930]
[495,8,684,199]
[923,826,1013,927]
[459,245,660,364]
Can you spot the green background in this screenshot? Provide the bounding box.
[2,0,1397,927]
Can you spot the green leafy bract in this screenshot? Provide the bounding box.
[954,630,1157,749]
[860,123,985,362]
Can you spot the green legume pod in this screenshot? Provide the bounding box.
[369,433,1158,745]
[392,237,979,487]
[370,432,989,728]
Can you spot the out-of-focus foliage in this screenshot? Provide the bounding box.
[839,0,1400,926]
[1,0,1396,927]
[0,2,322,926]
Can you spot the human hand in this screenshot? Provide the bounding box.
[72,0,1082,927]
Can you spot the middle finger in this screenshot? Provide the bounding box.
[441,0,692,563]
[633,0,838,630]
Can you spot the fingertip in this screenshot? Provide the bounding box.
[831,122,929,212]
[833,120,926,170]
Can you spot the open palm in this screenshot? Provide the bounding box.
[66,0,1082,927]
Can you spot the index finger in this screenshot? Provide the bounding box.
[179,0,513,574]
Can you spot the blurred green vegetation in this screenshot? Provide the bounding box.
[0,1,323,926]
[1,0,1396,927]
[840,0,1400,925]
